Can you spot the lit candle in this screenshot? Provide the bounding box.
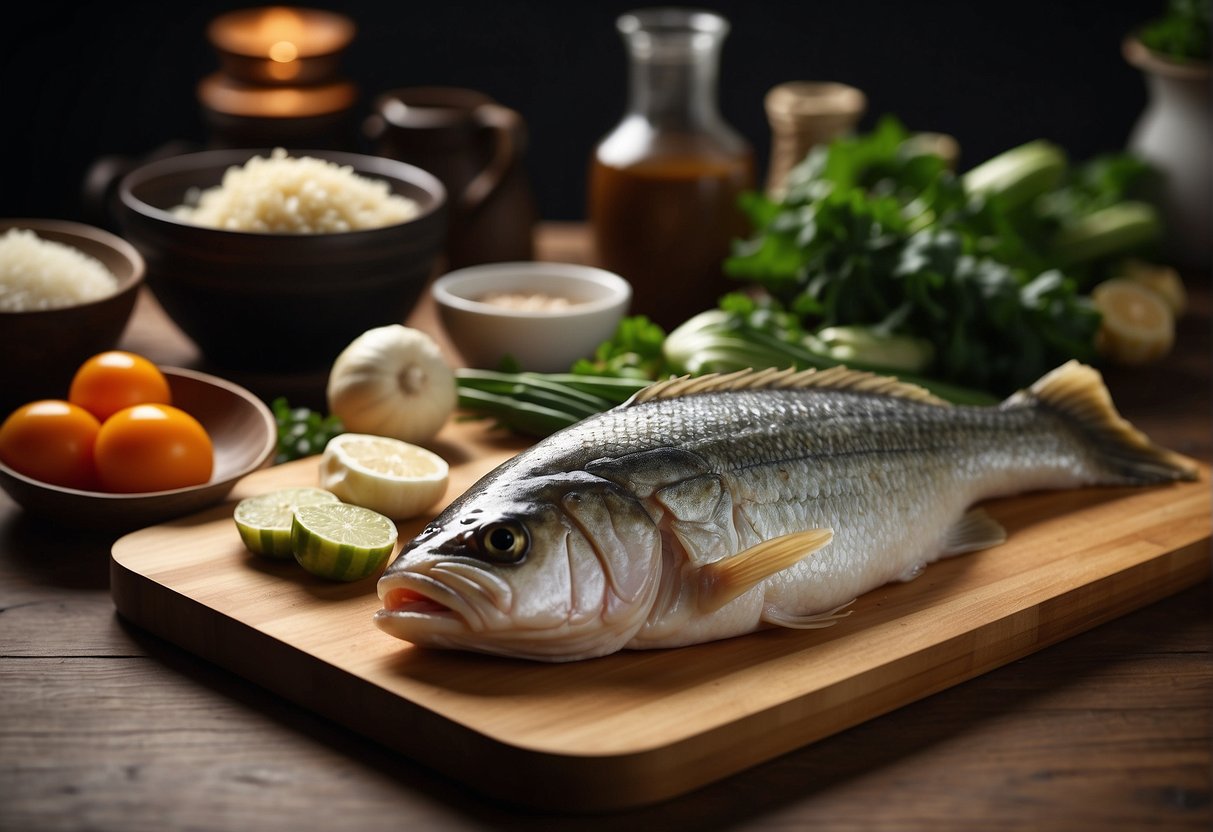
[207,6,355,86]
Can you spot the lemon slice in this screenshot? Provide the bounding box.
[319,433,450,519]
[1092,278,1175,366]
[291,503,399,582]
[234,487,341,558]
[1121,259,1187,316]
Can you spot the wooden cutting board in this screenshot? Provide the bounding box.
[110,418,1211,812]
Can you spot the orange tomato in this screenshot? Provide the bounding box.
[69,351,172,422]
[94,404,214,493]
[0,400,101,490]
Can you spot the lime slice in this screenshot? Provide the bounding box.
[234,487,341,558]
[291,502,399,582]
[319,433,449,519]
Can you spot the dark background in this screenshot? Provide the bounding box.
[1,1,1162,226]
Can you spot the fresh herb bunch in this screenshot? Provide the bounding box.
[1139,0,1211,62]
[570,314,668,380]
[725,116,1158,395]
[271,397,344,463]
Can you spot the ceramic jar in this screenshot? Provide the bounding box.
[1123,36,1211,268]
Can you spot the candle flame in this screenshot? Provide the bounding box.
[209,6,355,61]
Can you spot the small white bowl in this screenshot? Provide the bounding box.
[432,262,631,373]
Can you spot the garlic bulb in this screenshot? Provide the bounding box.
[326,325,457,444]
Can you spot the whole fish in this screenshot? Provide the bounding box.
[375,362,1195,661]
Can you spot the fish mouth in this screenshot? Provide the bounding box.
[374,573,472,638]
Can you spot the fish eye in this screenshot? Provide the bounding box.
[477,521,529,564]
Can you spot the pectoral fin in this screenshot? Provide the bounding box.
[697,528,833,614]
[763,599,855,630]
[943,508,1007,556]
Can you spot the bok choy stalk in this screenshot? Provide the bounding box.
[663,297,996,405]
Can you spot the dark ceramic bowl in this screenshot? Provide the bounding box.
[117,148,447,373]
[0,219,145,416]
[0,367,276,532]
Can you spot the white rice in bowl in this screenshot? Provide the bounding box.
[172,148,421,233]
[0,228,118,312]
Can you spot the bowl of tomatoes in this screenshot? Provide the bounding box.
[0,351,276,532]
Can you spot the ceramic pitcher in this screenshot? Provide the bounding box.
[366,86,536,269]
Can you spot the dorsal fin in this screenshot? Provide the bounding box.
[626,366,950,407]
[1007,360,1197,482]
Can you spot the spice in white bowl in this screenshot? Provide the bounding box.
[477,291,584,312]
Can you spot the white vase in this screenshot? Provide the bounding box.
[1124,37,1211,269]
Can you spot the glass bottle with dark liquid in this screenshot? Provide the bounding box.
[589,8,755,331]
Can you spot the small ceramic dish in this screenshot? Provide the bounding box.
[0,367,276,532]
[0,218,145,415]
[432,262,632,373]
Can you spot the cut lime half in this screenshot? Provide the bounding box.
[234,487,340,558]
[291,502,399,582]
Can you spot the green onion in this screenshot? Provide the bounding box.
[455,369,650,437]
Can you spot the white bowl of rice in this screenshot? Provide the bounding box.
[0,219,145,414]
[117,148,447,374]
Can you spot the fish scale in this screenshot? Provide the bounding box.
[376,363,1196,661]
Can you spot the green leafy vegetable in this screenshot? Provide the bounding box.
[272,398,344,464]
[1138,0,1211,62]
[570,315,668,380]
[725,116,1157,394]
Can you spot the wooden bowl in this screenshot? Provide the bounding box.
[0,219,145,416]
[116,148,447,374]
[0,367,276,532]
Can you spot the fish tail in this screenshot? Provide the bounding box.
[1008,360,1198,483]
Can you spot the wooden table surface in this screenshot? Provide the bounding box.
[2,224,1209,831]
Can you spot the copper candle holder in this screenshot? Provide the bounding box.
[198,6,359,149]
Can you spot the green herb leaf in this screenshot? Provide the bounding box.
[271,397,344,464]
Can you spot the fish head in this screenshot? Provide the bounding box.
[375,470,662,661]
